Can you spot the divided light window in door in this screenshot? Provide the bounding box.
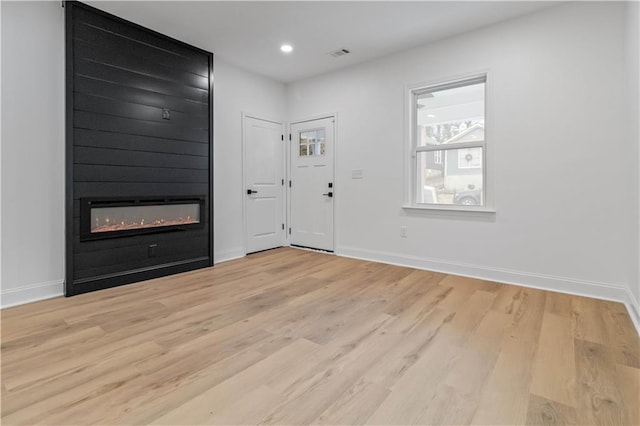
[299,128,326,157]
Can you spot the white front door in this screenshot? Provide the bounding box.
[244,116,285,254]
[289,117,335,251]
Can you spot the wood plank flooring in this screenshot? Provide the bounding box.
[1,247,638,425]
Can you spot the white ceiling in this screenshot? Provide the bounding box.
[87,1,561,83]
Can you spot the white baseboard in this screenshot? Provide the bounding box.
[1,280,64,309]
[625,288,640,335]
[3,248,637,337]
[337,246,639,335]
[214,248,245,264]
[1,250,247,310]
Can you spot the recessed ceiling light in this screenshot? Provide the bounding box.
[427,114,436,118]
[280,44,293,53]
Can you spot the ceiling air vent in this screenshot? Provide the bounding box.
[329,48,350,58]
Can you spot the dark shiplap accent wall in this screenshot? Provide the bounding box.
[65,2,213,296]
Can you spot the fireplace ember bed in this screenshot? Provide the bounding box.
[80,196,205,241]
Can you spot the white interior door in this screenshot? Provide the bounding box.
[244,116,285,254]
[290,117,335,251]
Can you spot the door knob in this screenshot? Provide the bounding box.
[322,192,333,198]
[247,189,258,195]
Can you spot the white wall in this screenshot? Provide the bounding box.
[1,0,3,308]
[288,2,635,306]
[1,1,65,307]
[626,0,640,322]
[213,59,286,262]
[0,2,286,307]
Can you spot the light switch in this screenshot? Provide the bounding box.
[352,169,363,179]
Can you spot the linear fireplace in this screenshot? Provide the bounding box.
[80,196,205,241]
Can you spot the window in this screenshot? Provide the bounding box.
[299,128,326,157]
[433,150,443,165]
[408,75,487,208]
[457,147,482,169]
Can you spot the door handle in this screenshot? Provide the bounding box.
[247,189,258,195]
[322,192,333,198]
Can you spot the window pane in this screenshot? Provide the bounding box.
[416,149,484,206]
[416,81,484,148]
[299,128,326,157]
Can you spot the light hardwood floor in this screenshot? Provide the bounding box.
[1,247,639,425]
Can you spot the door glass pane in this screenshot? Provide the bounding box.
[299,128,325,156]
[416,149,484,206]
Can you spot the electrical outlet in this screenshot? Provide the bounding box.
[352,169,364,179]
[400,226,408,238]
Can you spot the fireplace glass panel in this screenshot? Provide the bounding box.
[90,203,200,234]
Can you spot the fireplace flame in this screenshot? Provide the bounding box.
[90,203,200,233]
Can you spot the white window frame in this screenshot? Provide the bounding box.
[403,73,494,213]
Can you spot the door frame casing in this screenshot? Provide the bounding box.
[287,113,338,252]
[241,112,286,255]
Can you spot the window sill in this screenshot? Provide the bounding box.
[402,204,496,214]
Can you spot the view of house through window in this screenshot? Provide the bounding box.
[413,76,486,206]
